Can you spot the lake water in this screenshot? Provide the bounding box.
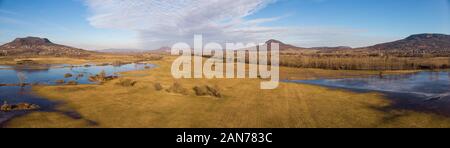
[0,63,155,125]
[288,71,450,116]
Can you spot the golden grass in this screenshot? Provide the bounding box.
[4,56,450,128]
[280,55,450,70]
[5,112,95,128]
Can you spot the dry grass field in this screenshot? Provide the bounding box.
[4,55,450,128]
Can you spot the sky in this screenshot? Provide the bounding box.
[0,0,449,50]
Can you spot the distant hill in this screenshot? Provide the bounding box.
[265,39,353,54]
[0,37,94,56]
[360,34,450,56]
[312,46,353,51]
[265,39,306,51]
[147,46,172,54]
[265,33,450,56]
[97,48,148,54]
[3,34,447,57]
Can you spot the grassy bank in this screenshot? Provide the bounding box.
[4,56,450,128]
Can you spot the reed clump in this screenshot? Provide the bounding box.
[193,85,222,98]
[154,83,163,91]
[166,82,188,95]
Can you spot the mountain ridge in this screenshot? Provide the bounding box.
[2,33,449,57]
[264,33,450,56]
[353,33,450,56]
[0,37,94,56]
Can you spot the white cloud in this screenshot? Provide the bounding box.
[0,16,28,25]
[84,0,371,49]
[84,0,282,49]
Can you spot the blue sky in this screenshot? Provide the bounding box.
[0,0,449,50]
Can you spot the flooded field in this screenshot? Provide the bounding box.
[289,71,450,116]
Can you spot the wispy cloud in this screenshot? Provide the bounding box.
[84,0,370,49]
[0,8,72,33]
[0,9,25,25]
[0,9,18,15]
[0,16,27,25]
[84,0,286,49]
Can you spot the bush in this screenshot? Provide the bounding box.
[64,73,73,78]
[154,83,163,91]
[1,101,11,112]
[193,86,208,96]
[116,79,137,87]
[89,70,118,83]
[193,85,222,98]
[166,82,188,95]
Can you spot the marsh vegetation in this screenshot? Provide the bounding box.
[1,101,40,112]
[280,55,449,70]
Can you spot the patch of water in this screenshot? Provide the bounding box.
[288,71,450,116]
